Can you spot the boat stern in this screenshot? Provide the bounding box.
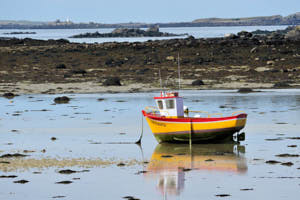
[235,113,247,130]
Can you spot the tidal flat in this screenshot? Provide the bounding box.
[1,89,300,199]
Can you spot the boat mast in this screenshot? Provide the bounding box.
[159,68,163,94]
[178,53,181,91]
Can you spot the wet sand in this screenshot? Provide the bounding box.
[0,81,277,95]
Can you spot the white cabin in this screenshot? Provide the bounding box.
[154,92,184,117]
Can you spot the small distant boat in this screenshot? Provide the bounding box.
[142,92,247,143]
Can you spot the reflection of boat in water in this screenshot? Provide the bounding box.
[145,143,247,196]
[142,92,247,143]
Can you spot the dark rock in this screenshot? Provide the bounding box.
[0,161,10,164]
[23,150,35,153]
[225,33,239,39]
[97,98,105,101]
[51,137,57,141]
[266,160,281,164]
[281,162,294,166]
[123,196,140,200]
[136,68,150,75]
[238,88,253,93]
[56,64,66,69]
[58,169,77,174]
[134,170,148,175]
[287,137,300,140]
[0,175,17,178]
[252,29,273,35]
[273,81,291,88]
[71,69,87,75]
[14,179,29,184]
[276,154,300,157]
[269,32,284,40]
[52,196,66,199]
[240,188,254,191]
[265,138,283,141]
[115,100,127,102]
[55,39,70,44]
[100,122,112,124]
[146,25,159,33]
[192,79,205,86]
[3,92,17,99]
[4,31,36,35]
[215,194,231,197]
[54,96,70,104]
[238,31,253,38]
[185,36,196,46]
[117,162,126,167]
[0,153,28,158]
[56,181,72,184]
[105,58,114,66]
[70,27,184,38]
[269,69,280,73]
[247,68,258,74]
[181,58,191,64]
[103,77,121,86]
[285,25,300,41]
[63,74,71,78]
[193,58,204,65]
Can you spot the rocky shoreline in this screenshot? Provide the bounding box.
[3,31,36,35]
[0,26,299,95]
[70,27,186,38]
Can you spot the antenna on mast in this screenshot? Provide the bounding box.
[178,53,181,91]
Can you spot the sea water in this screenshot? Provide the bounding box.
[0,89,300,199]
[0,25,288,43]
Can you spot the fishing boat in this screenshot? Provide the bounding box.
[142,91,247,143]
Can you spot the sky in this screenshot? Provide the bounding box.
[0,0,299,23]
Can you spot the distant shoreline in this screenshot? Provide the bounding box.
[0,12,299,29]
[0,24,292,30]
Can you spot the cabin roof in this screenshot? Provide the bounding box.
[154,92,181,100]
[154,96,180,100]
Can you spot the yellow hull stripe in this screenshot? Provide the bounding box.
[146,117,246,135]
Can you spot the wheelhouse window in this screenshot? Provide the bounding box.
[166,99,175,109]
[157,100,163,109]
